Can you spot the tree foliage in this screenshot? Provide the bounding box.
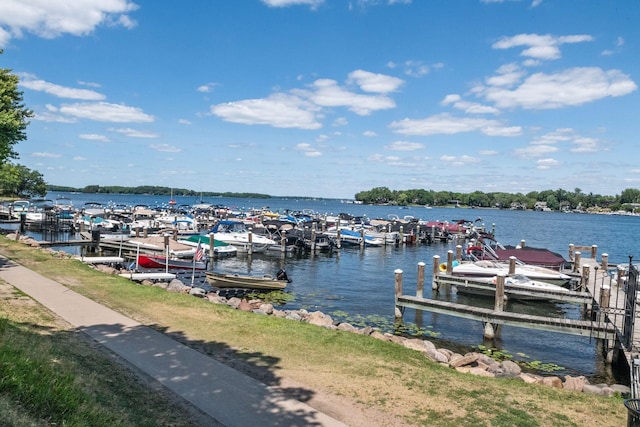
[0,162,47,197]
[0,49,33,164]
[354,186,640,212]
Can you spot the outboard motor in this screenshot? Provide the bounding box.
[276,269,291,282]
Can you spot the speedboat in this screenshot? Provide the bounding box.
[210,220,276,253]
[177,234,238,257]
[449,260,572,286]
[454,274,571,301]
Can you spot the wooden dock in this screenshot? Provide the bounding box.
[394,247,640,389]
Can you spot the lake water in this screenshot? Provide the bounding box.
[30,192,640,382]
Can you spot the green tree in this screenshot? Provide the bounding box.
[0,50,33,164]
[0,163,46,197]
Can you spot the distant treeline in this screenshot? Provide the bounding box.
[354,186,640,212]
[46,185,271,199]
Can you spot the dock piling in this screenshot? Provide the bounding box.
[432,255,440,290]
[417,262,425,299]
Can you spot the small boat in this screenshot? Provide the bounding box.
[324,228,384,247]
[177,234,238,257]
[205,270,290,290]
[454,274,571,301]
[449,260,572,286]
[137,254,208,270]
[210,220,276,253]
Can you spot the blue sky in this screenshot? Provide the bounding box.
[1,0,638,199]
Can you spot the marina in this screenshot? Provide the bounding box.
[3,191,640,387]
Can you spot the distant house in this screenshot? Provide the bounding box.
[534,201,552,212]
[510,202,526,210]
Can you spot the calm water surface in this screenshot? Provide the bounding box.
[38,192,640,382]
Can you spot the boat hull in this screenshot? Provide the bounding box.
[137,254,207,270]
[205,271,288,290]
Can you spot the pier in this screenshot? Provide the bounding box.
[394,244,640,394]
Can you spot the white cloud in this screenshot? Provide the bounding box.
[31,152,61,158]
[79,133,110,142]
[111,128,159,138]
[211,70,400,129]
[439,154,479,167]
[514,144,558,158]
[260,0,324,8]
[19,74,106,100]
[492,33,593,60]
[389,113,520,137]
[347,69,404,93]
[0,0,138,47]
[386,141,424,151]
[476,67,637,110]
[363,130,377,137]
[149,143,181,153]
[211,93,321,129]
[197,83,217,93]
[294,142,322,157]
[536,158,559,169]
[58,102,155,123]
[308,78,396,115]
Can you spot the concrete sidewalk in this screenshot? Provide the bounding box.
[0,256,347,427]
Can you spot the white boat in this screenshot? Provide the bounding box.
[324,227,384,247]
[177,234,238,257]
[449,260,572,285]
[454,274,571,301]
[210,220,276,253]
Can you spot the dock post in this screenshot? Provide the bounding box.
[208,233,215,260]
[491,223,495,235]
[417,262,425,298]
[394,269,403,318]
[446,250,454,274]
[495,274,505,312]
[601,253,609,271]
[336,229,341,249]
[581,265,590,293]
[574,251,582,273]
[281,230,286,253]
[569,243,575,261]
[484,274,505,340]
[456,245,462,261]
[359,229,365,249]
[399,226,404,245]
[248,231,253,255]
[591,245,598,259]
[432,255,440,290]
[311,229,316,252]
[508,256,516,275]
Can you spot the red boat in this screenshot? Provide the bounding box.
[137,254,208,270]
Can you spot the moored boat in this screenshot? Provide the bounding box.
[453,274,571,301]
[449,260,572,286]
[177,234,238,257]
[136,254,208,270]
[210,220,276,253]
[205,270,290,290]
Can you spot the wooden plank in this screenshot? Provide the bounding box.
[396,295,615,338]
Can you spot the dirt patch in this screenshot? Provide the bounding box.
[0,280,37,307]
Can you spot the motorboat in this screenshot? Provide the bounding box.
[449,260,572,286]
[454,274,571,301]
[205,270,290,290]
[177,234,238,257]
[210,220,276,253]
[324,227,384,247]
[136,254,208,270]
